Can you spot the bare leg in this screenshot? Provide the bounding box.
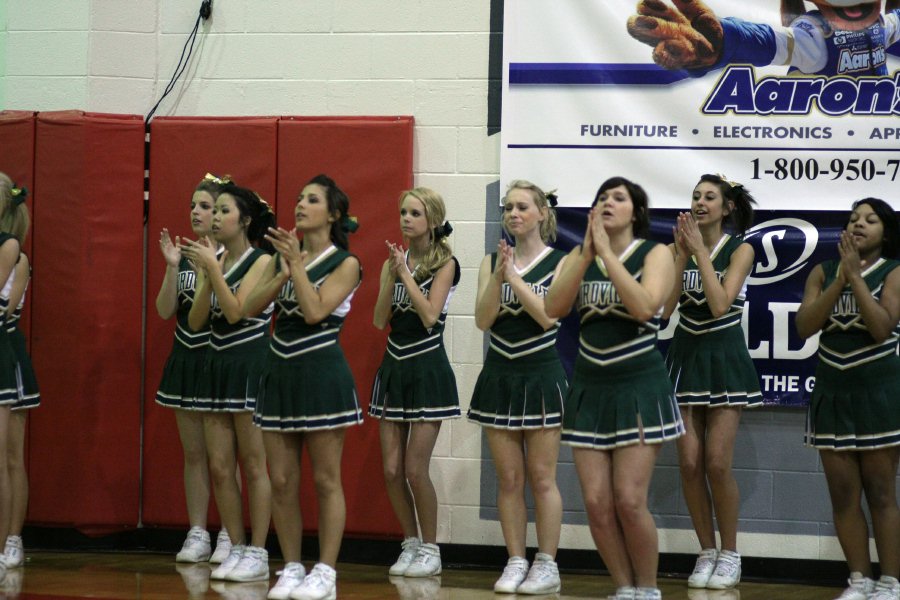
[379,420,418,538]
[677,406,716,550]
[613,443,662,589]
[0,406,9,545]
[204,413,245,545]
[264,431,303,562]
[704,407,742,552]
[306,429,348,567]
[405,422,443,543]
[524,427,562,557]
[234,412,271,548]
[573,447,634,588]
[860,447,900,579]
[7,411,27,536]
[821,450,872,576]
[486,428,527,558]
[175,409,210,530]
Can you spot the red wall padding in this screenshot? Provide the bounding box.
[277,116,413,537]
[28,111,145,528]
[143,117,278,527]
[17,112,413,536]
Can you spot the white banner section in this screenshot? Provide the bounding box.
[501,0,900,209]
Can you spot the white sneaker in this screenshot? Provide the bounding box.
[871,576,900,600]
[835,572,876,600]
[517,553,561,594]
[608,586,636,599]
[706,550,740,589]
[635,588,662,600]
[389,537,421,576]
[211,545,245,580]
[227,545,269,582]
[688,548,719,588]
[4,535,24,568]
[493,556,529,593]
[290,562,336,600]
[176,527,211,563]
[404,542,441,577]
[268,562,306,599]
[210,529,234,564]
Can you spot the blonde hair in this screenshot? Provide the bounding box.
[400,187,453,282]
[0,172,30,244]
[502,179,558,243]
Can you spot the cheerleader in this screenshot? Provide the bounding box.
[468,181,566,594]
[0,174,34,573]
[182,183,275,582]
[797,198,900,600]
[370,188,460,578]
[545,177,681,600]
[662,174,761,589]
[155,175,232,564]
[245,175,362,600]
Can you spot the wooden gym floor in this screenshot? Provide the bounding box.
[4,551,840,599]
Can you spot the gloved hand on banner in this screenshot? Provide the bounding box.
[628,0,900,77]
[626,0,723,70]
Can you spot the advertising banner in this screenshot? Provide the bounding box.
[501,0,900,209]
[502,1,900,405]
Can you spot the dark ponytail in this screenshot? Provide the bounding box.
[697,174,756,235]
[306,174,355,250]
[218,183,276,253]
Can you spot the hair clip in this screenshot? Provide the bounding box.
[10,185,27,206]
[203,172,232,185]
[258,196,273,215]
[434,221,453,239]
[546,190,559,208]
[715,173,743,190]
[341,214,359,233]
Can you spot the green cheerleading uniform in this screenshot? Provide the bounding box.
[806,258,900,450]
[369,255,461,421]
[0,234,22,407]
[254,246,363,431]
[194,247,272,412]
[468,247,568,429]
[155,255,218,410]
[562,240,683,450]
[665,234,762,407]
[7,266,39,411]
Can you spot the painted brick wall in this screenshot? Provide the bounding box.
[1,0,880,563]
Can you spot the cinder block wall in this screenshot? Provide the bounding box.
[2,0,878,563]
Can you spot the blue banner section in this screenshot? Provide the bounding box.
[509,62,689,85]
[553,207,853,406]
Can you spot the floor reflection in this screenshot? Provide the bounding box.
[3,551,841,600]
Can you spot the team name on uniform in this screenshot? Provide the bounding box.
[501,282,546,306]
[178,270,197,292]
[682,269,725,293]
[833,291,860,316]
[278,279,296,303]
[579,281,618,307]
[393,281,429,307]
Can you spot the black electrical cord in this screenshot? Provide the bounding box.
[145,1,211,122]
